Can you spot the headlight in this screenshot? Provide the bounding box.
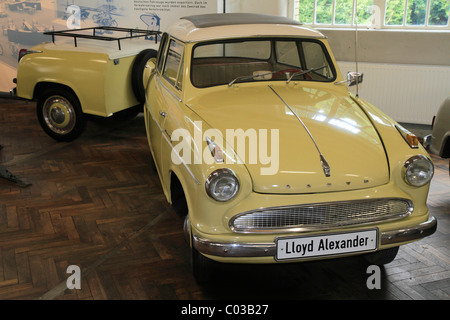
[403,155,434,187]
[205,168,239,202]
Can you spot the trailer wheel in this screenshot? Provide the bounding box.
[131,49,158,103]
[37,88,85,142]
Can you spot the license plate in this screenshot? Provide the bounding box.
[276,229,378,261]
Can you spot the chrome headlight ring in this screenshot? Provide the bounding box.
[205,168,240,202]
[403,155,434,187]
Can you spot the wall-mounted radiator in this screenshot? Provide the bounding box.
[337,62,450,125]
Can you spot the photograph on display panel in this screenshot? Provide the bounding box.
[0,0,218,93]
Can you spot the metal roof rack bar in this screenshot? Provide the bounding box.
[44,26,160,50]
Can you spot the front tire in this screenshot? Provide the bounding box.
[184,217,213,284]
[37,88,85,142]
[364,246,399,265]
[191,245,213,284]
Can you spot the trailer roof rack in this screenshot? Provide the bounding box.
[44,26,161,50]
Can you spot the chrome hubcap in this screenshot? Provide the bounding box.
[43,96,76,135]
[50,106,66,124]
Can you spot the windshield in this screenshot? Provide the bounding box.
[191,38,336,88]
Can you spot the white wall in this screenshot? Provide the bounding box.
[321,29,450,66]
[224,0,450,66]
[224,0,294,17]
[224,0,450,124]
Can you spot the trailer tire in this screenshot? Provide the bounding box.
[131,49,158,103]
[37,87,85,142]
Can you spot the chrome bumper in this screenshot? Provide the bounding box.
[423,134,432,149]
[0,88,16,99]
[10,78,17,97]
[192,216,437,258]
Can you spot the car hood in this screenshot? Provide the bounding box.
[186,84,389,194]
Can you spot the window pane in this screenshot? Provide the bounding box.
[191,39,335,88]
[302,41,334,80]
[193,41,270,60]
[298,0,314,24]
[406,0,427,25]
[224,41,271,59]
[276,41,301,67]
[163,40,183,86]
[428,0,450,25]
[316,0,333,24]
[356,0,374,25]
[335,0,353,24]
[385,0,406,25]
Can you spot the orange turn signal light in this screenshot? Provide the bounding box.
[406,133,419,148]
[395,125,419,149]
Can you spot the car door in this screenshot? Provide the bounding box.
[146,33,169,177]
[153,37,186,187]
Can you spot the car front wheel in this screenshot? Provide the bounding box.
[364,246,399,265]
[191,245,214,284]
[37,88,86,142]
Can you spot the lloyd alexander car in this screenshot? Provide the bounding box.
[143,13,437,282]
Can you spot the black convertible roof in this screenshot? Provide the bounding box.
[181,13,303,28]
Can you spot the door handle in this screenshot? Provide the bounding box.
[159,111,167,118]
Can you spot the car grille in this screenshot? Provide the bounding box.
[229,198,413,233]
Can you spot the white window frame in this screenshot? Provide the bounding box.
[295,0,450,30]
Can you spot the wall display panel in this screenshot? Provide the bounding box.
[0,0,218,92]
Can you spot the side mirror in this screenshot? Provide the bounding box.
[347,71,363,87]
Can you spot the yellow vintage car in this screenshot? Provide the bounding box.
[13,27,159,141]
[143,13,437,282]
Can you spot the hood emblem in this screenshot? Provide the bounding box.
[268,85,331,177]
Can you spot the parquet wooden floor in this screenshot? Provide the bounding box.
[0,98,449,301]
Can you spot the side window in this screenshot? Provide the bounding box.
[156,33,169,73]
[162,39,184,89]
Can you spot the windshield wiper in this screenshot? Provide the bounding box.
[228,71,274,87]
[228,65,329,87]
[286,65,327,83]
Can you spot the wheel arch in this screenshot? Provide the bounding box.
[169,170,193,246]
[169,170,189,217]
[33,82,82,107]
[440,134,450,158]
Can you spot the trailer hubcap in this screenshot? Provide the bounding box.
[43,96,76,135]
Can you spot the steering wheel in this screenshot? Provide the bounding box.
[272,68,313,80]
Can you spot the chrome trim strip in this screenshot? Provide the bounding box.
[157,75,182,102]
[145,102,200,185]
[192,216,437,258]
[162,131,201,185]
[268,85,331,177]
